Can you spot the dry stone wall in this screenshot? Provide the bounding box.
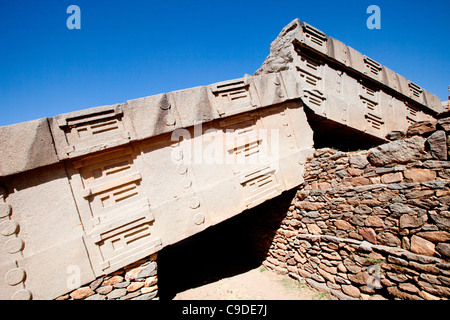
[56,254,158,300]
[257,117,450,300]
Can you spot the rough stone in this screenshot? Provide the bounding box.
[406,189,435,199]
[399,214,428,229]
[348,272,370,285]
[406,120,437,137]
[127,282,145,293]
[386,131,405,141]
[130,291,158,300]
[335,220,355,231]
[106,288,128,300]
[417,281,450,298]
[144,276,158,287]
[367,136,425,166]
[410,235,435,256]
[343,260,362,274]
[403,168,437,183]
[377,232,401,247]
[389,203,416,217]
[436,243,450,259]
[354,205,372,215]
[69,287,94,300]
[364,216,384,228]
[359,227,377,244]
[349,154,369,169]
[141,285,158,294]
[395,285,420,299]
[347,167,364,176]
[381,172,403,184]
[119,291,142,300]
[350,177,370,186]
[296,201,325,211]
[427,130,447,160]
[102,276,124,286]
[437,117,450,132]
[306,224,322,235]
[387,272,408,283]
[387,286,422,300]
[95,285,113,295]
[317,267,335,284]
[341,285,361,298]
[89,278,104,291]
[415,231,450,243]
[113,281,130,289]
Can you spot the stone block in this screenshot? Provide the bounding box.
[380,172,403,184]
[368,136,425,166]
[403,168,436,183]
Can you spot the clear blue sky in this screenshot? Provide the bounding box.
[0,0,449,126]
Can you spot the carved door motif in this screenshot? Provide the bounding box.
[69,147,161,276]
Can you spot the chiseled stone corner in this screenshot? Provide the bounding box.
[0,118,58,177]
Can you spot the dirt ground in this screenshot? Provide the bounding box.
[173,265,335,300]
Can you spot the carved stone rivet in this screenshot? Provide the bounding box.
[176,164,188,175]
[193,213,205,225]
[188,197,200,209]
[160,101,171,110]
[12,289,32,300]
[0,203,12,218]
[276,87,284,98]
[171,148,183,161]
[5,268,25,286]
[181,178,192,189]
[0,220,18,236]
[5,238,24,254]
[164,114,176,126]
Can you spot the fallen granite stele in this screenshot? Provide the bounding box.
[0,18,446,300]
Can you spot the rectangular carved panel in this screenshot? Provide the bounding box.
[83,204,161,275]
[56,105,130,158]
[211,79,258,117]
[301,22,328,54]
[363,56,382,79]
[219,114,264,164]
[69,147,161,276]
[239,165,282,208]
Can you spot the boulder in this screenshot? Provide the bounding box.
[437,117,450,131]
[426,130,447,160]
[406,120,437,136]
[436,243,450,259]
[367,136,425,166]
[349,154,369,169]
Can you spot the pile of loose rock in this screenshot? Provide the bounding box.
[56,254,158,300]
[259,117,450,300]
